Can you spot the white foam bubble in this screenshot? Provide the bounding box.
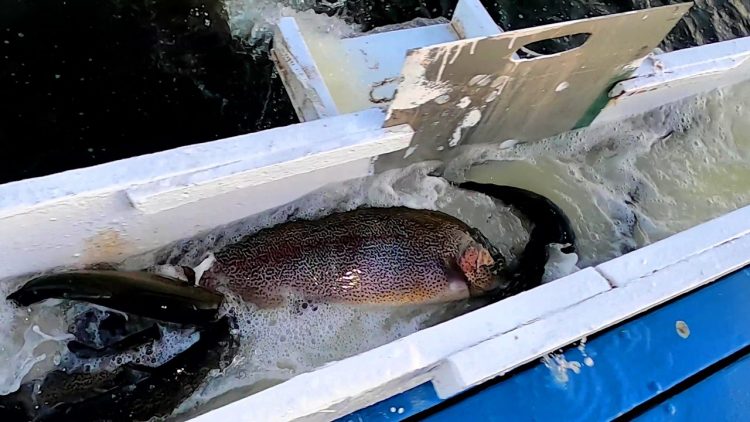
[0,278,71,395]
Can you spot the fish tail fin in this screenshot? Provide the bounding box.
[458,181,576,297]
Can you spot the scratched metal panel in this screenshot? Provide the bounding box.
[377,3,692,170]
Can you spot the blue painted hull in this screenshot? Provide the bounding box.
[342,266,750,421]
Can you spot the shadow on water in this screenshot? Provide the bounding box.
[1,0,748,184]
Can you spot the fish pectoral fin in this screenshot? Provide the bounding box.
[6,270,224,325]
[439,266,471,302]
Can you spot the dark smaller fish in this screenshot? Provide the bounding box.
[7,270,223,325]
[0,317,238,422]
[456,181,577,300]
[2,269,234,421]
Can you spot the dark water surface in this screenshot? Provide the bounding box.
[1,0,748,184]
[0,0,297,184]
[338,0,750,51]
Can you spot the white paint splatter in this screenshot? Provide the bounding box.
[466,108,482,124]
[469,74,492,87]
[448,44,464,65]
[491,75,510,88]
[449,128,462,147]
[403,146,418,158]
[449,108,482,147]
[389,49,453,111]
[469,39,479,55]
[434,95,450,105]
[484,89,500,103]
[436,49,450,82]
[555,81,570,92]
[485,75,510,103]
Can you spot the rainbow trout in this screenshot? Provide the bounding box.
[197,207,500,307]
[191,182,575,307]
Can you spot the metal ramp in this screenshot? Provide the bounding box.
[272,1,693,169]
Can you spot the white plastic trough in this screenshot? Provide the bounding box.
[1,1,750,421]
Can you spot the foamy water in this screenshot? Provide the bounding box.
[150,161,535,418]
[222,0,360,52]
[0,3,748,418]
[450,81,750,267]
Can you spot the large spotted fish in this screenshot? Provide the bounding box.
[194,181,575,307]
[198,206,500,307]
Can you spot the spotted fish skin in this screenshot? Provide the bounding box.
[200,207,499,307]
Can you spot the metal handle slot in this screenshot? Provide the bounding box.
[513,32,592,60]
